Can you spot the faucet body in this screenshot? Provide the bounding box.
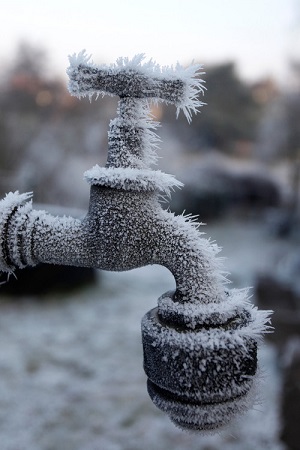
[2,184,224,304]
[0,52,272,432]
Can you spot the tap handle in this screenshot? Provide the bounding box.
[67,51,205,122]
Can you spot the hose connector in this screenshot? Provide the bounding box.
[142,289,271,431]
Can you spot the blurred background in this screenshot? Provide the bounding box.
[0,1,300,449]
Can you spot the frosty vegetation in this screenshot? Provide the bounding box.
[0,52,272,432]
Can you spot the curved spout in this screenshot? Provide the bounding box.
[0,185,224,296]
[0,185,269,332]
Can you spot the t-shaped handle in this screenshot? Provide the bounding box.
[67,51,205,123]
[67,52,205,171]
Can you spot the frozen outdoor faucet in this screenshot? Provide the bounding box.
[0,51,272,432]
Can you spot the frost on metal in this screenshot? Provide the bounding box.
[0,52,272,432]
[84,166,183,195]
[67,50,205,123]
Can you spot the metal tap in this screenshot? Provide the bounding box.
[0,52,272,431]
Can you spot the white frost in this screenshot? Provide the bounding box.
[67,50,205,122]
[84,165,183,195]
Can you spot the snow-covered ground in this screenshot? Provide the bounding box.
[0,218,288,450]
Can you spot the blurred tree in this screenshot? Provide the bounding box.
[0,42,114,203]
[258,62,300,160]
[284,63,300,232]
[2,42,67,115]
[11,41,48,78]
[162,62,262,154]
[0,43,67,196]
[255,61,300,236]
[195,63,261,151]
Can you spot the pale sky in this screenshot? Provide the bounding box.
[0,0,299,83]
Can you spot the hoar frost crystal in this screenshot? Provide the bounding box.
[0,51,272,432]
